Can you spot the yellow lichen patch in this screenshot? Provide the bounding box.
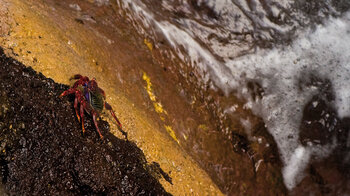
[198,124,209,131]
[142,72,181,144]
[142,72,167,115]
[143,38,153,51]
[164,125,179,144]
[142,72,156,101]
[153,102,167,115]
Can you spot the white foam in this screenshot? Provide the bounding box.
[283,140,337,189]
[223,13,350,189]
[282,146,310,189]
[119,0,350,190]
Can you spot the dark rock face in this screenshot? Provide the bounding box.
[0,48,171,195]
[292,76,350,195]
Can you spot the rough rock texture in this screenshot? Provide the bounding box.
[0,48,171,195]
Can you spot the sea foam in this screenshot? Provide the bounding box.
[119,0,350,190]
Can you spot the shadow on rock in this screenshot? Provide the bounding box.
[0,48,171,195]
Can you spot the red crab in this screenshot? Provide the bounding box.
[59,74,126,139]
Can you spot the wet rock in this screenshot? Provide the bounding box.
[0,48,171,195]
[299,97,340,146]
[293,77,350,195]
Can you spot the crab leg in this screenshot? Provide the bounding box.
[74,97,80,122]
[60,89,82,122]
[104,102,122,128]
[79,99,86,135]
[59,88,76,98]
[92,112,104,139]
[105,102,127,138]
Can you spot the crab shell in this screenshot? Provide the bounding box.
[81,84,105,114]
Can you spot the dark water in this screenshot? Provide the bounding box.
[113,0,350,194]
